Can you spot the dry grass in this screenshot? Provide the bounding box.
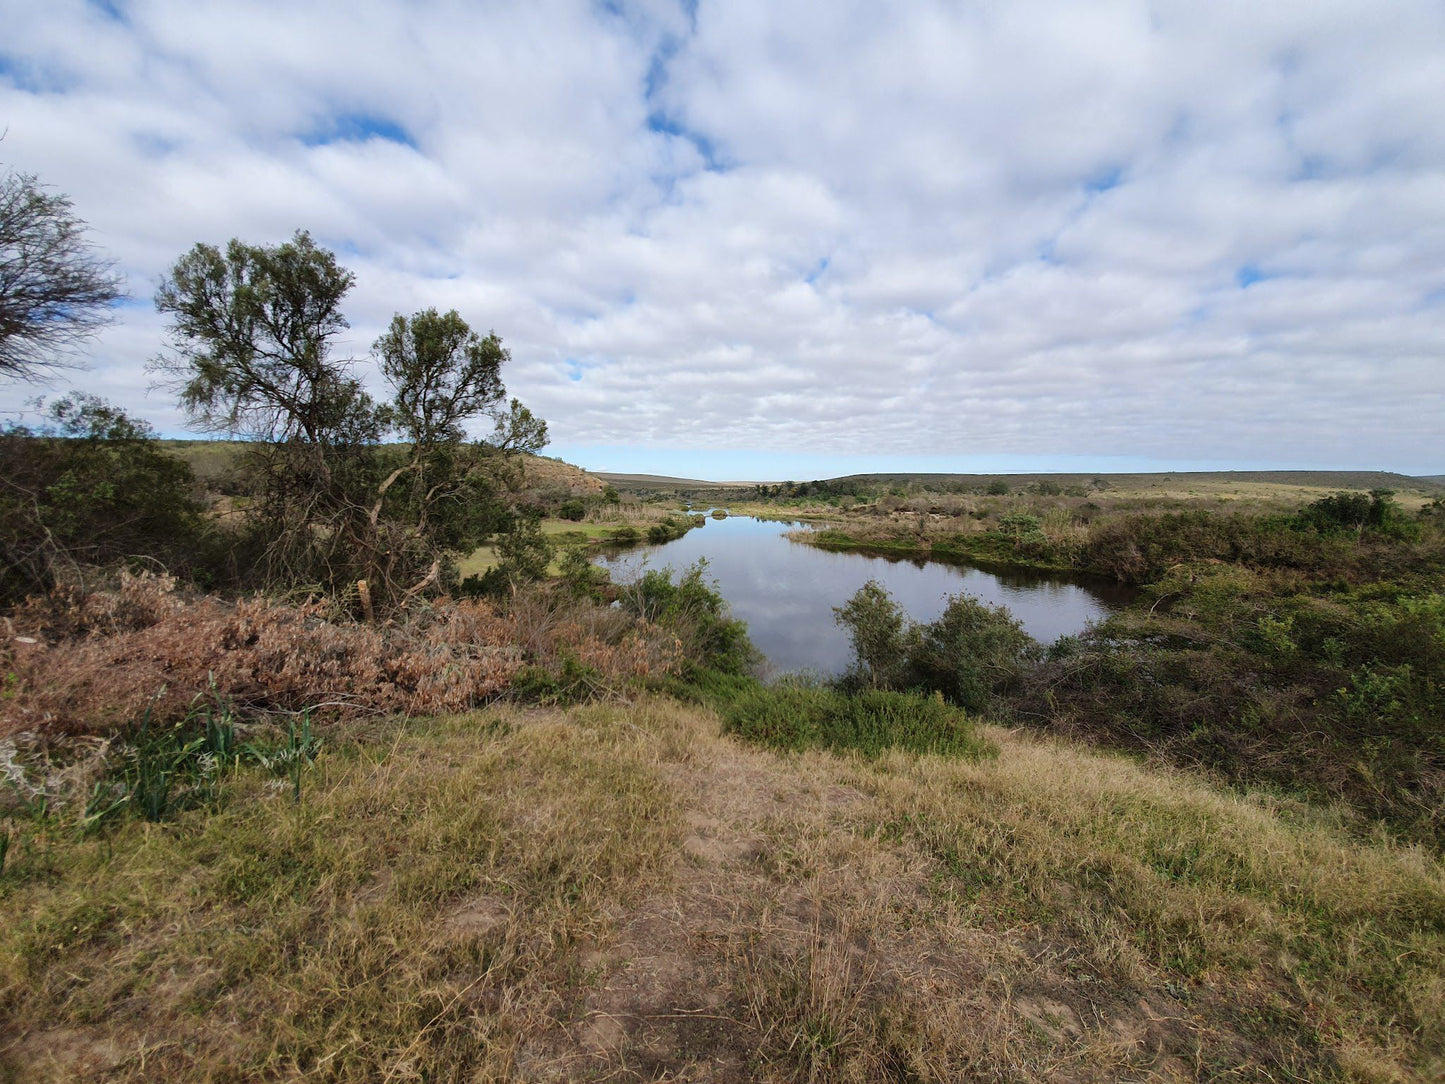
[2,698,1441,1082]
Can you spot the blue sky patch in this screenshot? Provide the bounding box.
[87,0,127,22]
[646,111,726,171]
[1235,264,1271,288]
[303,113,417,149]
[1083,165,1123,194]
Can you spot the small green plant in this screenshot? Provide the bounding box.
[87,705,236,828]
[245,711,321,805]
[79,693,322,830]
[558,547,608,600]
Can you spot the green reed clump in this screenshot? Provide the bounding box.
[80,697,321,832]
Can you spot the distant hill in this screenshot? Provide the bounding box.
[594,472,727,490]
[162,441,604,495]
[594,468,1445,497]
[825,470,1445,494]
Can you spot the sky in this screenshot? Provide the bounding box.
[1,0,1442,481]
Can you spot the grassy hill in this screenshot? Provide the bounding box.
[2,697,1441,1081]
[595,471,728,491]
[162,440,605,495]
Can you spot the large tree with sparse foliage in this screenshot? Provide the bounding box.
[154,231,547,608]
[0,170,123,381]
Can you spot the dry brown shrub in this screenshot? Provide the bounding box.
[506,588,683,694]
[2,574,527,737]
[1,574,688,738]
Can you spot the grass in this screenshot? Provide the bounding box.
[2,696,1442,1081]
[721,680,995,760]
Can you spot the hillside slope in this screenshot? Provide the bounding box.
[162,440,605,495]
[3,698,1440,1082]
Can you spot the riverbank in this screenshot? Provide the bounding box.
[3,695,1441,1082]
[796,525,1084,576]
[458,511,705,579]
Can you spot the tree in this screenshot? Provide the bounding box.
[0,171,123,381]
[833,579,911,689]
[153,230,368,444]
[154,232,547,607]
[369,308,548,599]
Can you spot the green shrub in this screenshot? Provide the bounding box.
[723,681,993,759]
[617,560,754,675]
[1294,489,1416,538]
[908,594,1041,712]
[833,582,1040,711]
[0,394,207,603]
[510,655,604,705]
[558,499,587,521]
[558,547,608,599]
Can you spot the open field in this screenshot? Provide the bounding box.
[3,697,1442,1082]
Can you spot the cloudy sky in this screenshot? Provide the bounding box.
[1,0,1442,479]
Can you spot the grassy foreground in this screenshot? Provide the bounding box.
[2,698,1442,1082]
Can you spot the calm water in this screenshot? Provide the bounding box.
[595,516,1136,677]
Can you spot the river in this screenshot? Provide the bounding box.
[594,515,1135,677]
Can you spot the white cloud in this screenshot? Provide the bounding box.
[1,0,1442,473]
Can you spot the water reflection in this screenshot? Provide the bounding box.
[595,516,1135,677]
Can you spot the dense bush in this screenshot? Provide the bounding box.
[1,573,526,736]
[1294,489,1420,540]
[1018,565,1445,847]
[616,560,754,676]
[0,395,208,604]
[833,580,1040,711]
[907,594,1041,712]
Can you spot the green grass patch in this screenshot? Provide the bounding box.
[722,681,995,760]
